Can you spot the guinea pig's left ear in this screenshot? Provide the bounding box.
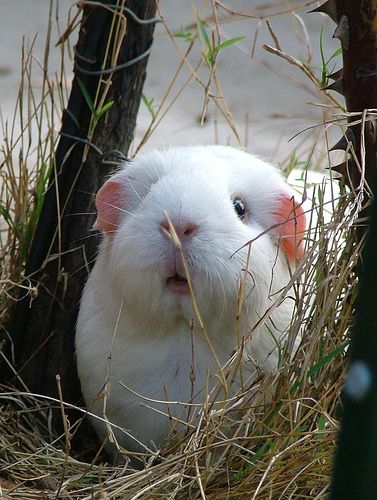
[93,177,125,234]
[274,194,306,260]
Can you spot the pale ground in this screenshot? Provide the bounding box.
[0,0,343,169]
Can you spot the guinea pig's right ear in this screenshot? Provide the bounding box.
[274,194,306,260]
[93,177,125,234]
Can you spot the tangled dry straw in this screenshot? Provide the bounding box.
[2,175,357,498]
[0,1,361,498]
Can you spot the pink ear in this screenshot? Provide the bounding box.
[274,195,306,260]
[93,178,125,234]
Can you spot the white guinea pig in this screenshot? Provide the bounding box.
[76,145,305,458]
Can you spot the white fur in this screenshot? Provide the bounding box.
[76,145,299,457]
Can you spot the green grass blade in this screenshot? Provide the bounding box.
[216,36,245,51]
[77,76,96,116]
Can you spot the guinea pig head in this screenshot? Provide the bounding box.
[92,146,305,331]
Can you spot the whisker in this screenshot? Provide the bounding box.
[70,252,101,277]
[70,232,101,244]
[62,212,97,217]
[100,202,137,218]
[127,178,143,203]
[75,189,96,196]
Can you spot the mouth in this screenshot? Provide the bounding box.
[166,274,189,295]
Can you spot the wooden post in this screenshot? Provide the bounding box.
[312,1,377,496]
[6,1,157,409]
[315,0,377,241]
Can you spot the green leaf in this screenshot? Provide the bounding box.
[318,413,328,439]
[19,160,53,261]
[216,36,245,51]
[77,77,96,115]
[290,341,349,393]
[319,27,327,86]
[319,27,342,86]
[197,17,211,52]
[173,28,195,43]
[142,93,157,118]
[326,46,343,64]
[205,49,213,65]
[0,200,16,230]
[249,440,273,464]
[307,341,349,379]
[96,100,114,121]
[197,17,214,67]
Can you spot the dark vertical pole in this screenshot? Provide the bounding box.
[310,1,377,496]
[330,4,377,495]
[331,165,377,497]
[314,0,377,241]
[5,1,157,407]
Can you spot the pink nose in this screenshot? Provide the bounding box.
[160,219,198,242]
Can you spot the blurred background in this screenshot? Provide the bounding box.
[0,0,342,167]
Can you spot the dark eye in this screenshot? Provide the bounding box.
[232,198,247,220]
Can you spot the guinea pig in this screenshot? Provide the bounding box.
[75,145,306,459]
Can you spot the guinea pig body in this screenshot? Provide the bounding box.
[76,145,305,457]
